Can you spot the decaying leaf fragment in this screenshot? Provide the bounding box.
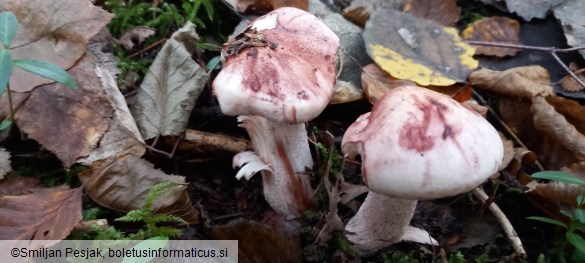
[118,26,156,51]
[0,186,82,240]
[1,0,113,92]
[14,55,114,168]
[461,17,521,57]
[553,0,585,60]
[79,155,197,224]
[131,22,209,140]
[363,9,478,86]
[505,0,565,21]
[469,66,554,98]
[404,0,460,27]
[559,63,585,92]
[0,148,11,180]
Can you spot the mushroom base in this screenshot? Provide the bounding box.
[345,192,434,255]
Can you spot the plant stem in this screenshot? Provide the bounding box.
[6,83,14,122]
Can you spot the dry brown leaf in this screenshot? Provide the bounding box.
[225,0,308,14]
[330,80,365,104]
[559,68,585,92]
[79,155,197,224]
[343,0,403,27]
[461,17,521,57]
[118,26,155,51]
[15,55,114,168]
[0,186,82,240]
[210,219,301,263]
[1,0,113,92]
[499,97,577,170]
[529,181,582,207]
[532,95,585,161]
[469,66,554,98]
[77,63,146,165]
[0,176,39,196]
[404,0,460,27]
[500,135,515,170]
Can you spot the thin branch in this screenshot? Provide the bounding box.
[472,187,527,258]
[467,41,585,90]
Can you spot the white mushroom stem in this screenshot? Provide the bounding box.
[345,192,437,255]
[233,115,314,217]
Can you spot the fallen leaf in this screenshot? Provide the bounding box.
[1,0,113,92]
[88,27,121,76]
[363,9,478,86]
[461,17,521,57]
[559,66,585,92]
[500,135,515,170]
[343,0,403,27]
[469,66,554,98]
[505,0,565,21]
[330,80,364,104]
[77,62,146,165]
[0,186,82,240]
[210,218,301,263]
[404,0,461,27]
[553,0,585,60]
[118,26,155,51]
[131,22,209,140]
[0,176,39,196]
[14,55,114,168]
[79,155,198,224]
[164,129,251,154]
[361,63,470,104]
[225,0,308,13]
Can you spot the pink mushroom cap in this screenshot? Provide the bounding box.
[212,7,340,124]
[342,86,503,200]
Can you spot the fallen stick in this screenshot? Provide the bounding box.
[472,187,527,258]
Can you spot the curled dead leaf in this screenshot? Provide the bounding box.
[469,66,554,98]
[79,155,198,224]
[532,95,585,161]
[461,17,521,57]
[118,26,155,51]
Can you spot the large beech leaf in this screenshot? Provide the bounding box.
[14,55,114,167]
[131,22,209,140]
[0,0,113,92]
[78,62,146,165]
[79,155,198,224]
[363,9,478,86]
[0,186,82,240]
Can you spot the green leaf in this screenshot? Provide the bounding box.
[0,49,12,95]
[0,119,12,130]
[527,216,567,228]
[578,195,585,206]
[567,232,585,253]
[13,59,77,89]
[561,209,574,218]
[576,209,585,224]
[532,171,585,185]
[0,11,18,48]
[122,236,169,263]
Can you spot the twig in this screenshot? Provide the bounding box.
[128,38,167,59]
[472,187,527,258]
[467,41,585,90]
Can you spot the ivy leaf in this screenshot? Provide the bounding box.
[0,49,12,95]
[0,11,18,48]
[532,171,585,185]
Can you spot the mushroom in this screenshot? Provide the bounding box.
[212,7,340,217]
[341,86,504,255]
